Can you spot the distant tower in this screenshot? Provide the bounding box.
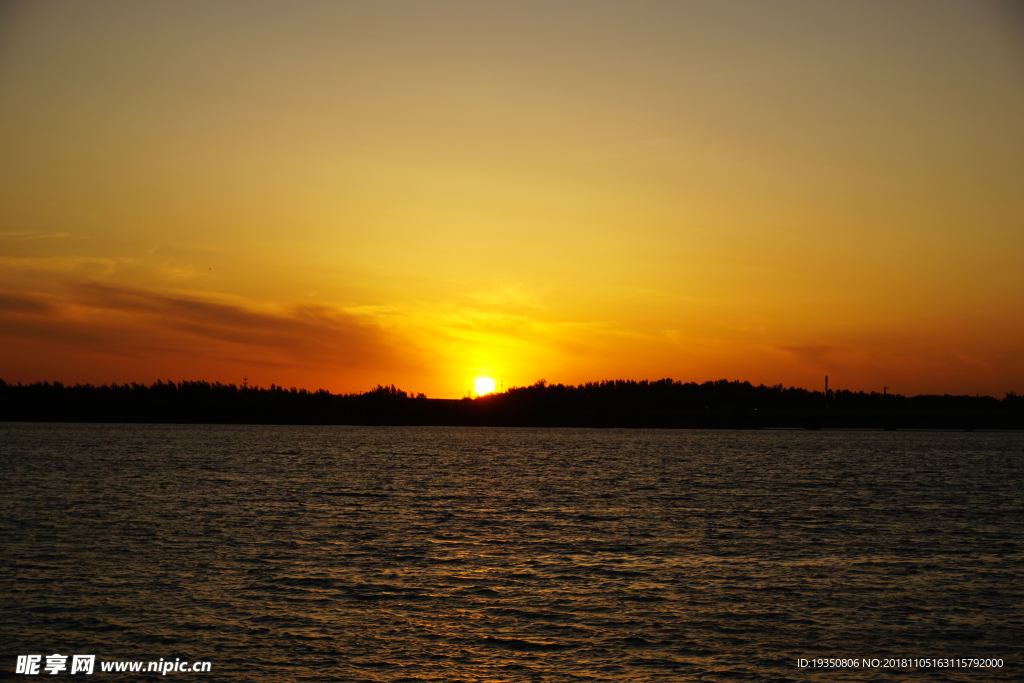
[825,375,828,394]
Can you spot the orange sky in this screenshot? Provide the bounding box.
[2,0,1023,398]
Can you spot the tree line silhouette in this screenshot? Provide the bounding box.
[2,377,1021,428]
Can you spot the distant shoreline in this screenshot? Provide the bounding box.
[3,378,1021,430]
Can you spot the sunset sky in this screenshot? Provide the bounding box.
[2,0,1022,398]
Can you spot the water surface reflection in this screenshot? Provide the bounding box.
[2,425,1020,680]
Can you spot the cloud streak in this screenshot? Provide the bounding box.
[0,282,421,391]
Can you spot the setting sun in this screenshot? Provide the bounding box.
[474,377,496,396]
[0,2,1021,399]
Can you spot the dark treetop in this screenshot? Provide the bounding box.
[2,378,1021,429]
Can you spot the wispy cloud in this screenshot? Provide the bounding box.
[0,282,422,386]
[0,291,54,315]
[0,231,73,240]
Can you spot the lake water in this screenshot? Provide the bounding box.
[2,424,1021,681]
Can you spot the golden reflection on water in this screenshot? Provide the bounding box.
[1,425,1021,681]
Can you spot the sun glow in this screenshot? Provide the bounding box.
[474,376,496,396]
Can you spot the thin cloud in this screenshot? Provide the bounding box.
[0,281,422,381]
[778,344,841,365]
[0,231,72,240]
[0,291,54,315]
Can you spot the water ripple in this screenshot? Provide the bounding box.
[2,424,1021,681]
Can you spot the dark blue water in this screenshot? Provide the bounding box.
[2,424,1021,680]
